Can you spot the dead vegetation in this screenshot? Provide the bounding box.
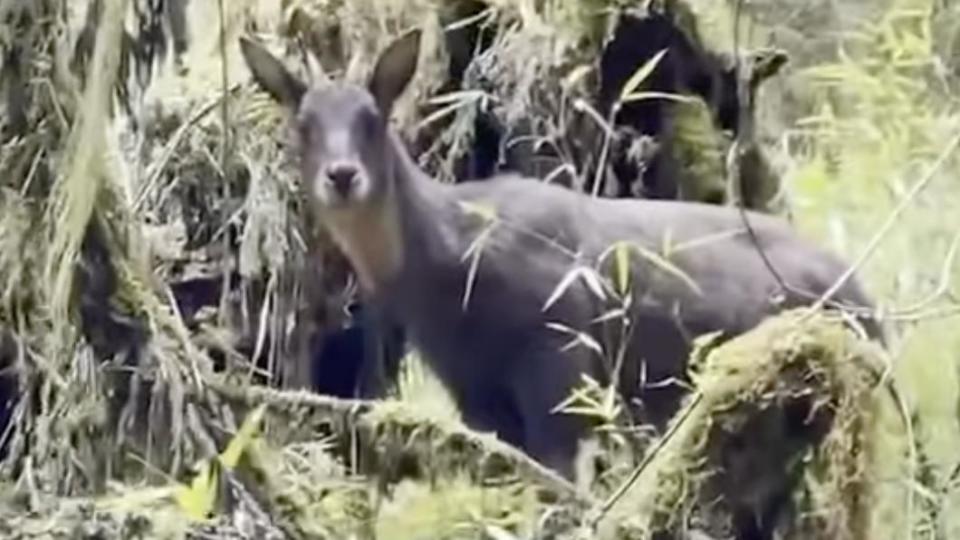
[0,0,954,538]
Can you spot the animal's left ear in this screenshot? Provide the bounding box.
[239,36,307,110]
[368,28,422,118]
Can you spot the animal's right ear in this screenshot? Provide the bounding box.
[239,36,307,110]
[368,28,422,118]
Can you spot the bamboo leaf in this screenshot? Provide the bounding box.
[173,405,267,521]
[458,200,498,222]
[562,64,593,90]
[174,459,220,521]
[543,266,608,311]
[547,322,604,356]
[622,90,699,104]
[613,241,630,296]
[625,241,702,295]
[592,307,628,325]
[220,403,267,468]
[461,225,496,310]
[618,48,668,104]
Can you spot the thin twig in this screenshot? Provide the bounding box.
[216,0,233,328]
[728,0,795,316]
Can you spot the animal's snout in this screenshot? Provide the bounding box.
[325,163,360,197]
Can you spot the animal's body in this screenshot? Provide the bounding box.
[239,25,882,497]
[362,151,881,476]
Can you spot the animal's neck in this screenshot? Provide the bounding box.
[391,132,457,255]
[323,201,404,295]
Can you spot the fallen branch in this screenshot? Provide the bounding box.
[207,380,592,506]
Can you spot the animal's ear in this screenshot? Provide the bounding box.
[368,28,421,118]
[239,36,307,110]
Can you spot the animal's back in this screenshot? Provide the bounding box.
[450,177,876,334]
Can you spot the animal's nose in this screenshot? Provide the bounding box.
[325,163,359,196]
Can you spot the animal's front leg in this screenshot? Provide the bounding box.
[354,306,404,399]
[510,352,593,482]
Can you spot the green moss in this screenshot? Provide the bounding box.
[664,98,729,202]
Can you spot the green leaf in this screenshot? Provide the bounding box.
[221,403,267,468]
[174,459,220,522]
[618,48,668,104]
[624,241,702,296]
[621,90,699,105]
[547,322,604,356]
[562,64,593,90]
[613,241,630,296]
[458,200,498,222]
[461,224,497,310]
[543,266,608,311]
[173,404,267,522]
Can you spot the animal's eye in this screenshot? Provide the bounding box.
[359,108,382,139]
[297,121,311,144]
[296,111,321,145]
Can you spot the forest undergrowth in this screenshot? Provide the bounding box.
[0,0,957,539]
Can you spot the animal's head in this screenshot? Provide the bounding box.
[239,30,421,213]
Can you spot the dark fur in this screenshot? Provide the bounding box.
[0,329,15,461]
[239,27,882,488]
[313,302,406,399]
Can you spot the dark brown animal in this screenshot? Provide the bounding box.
[238,28,882,486]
